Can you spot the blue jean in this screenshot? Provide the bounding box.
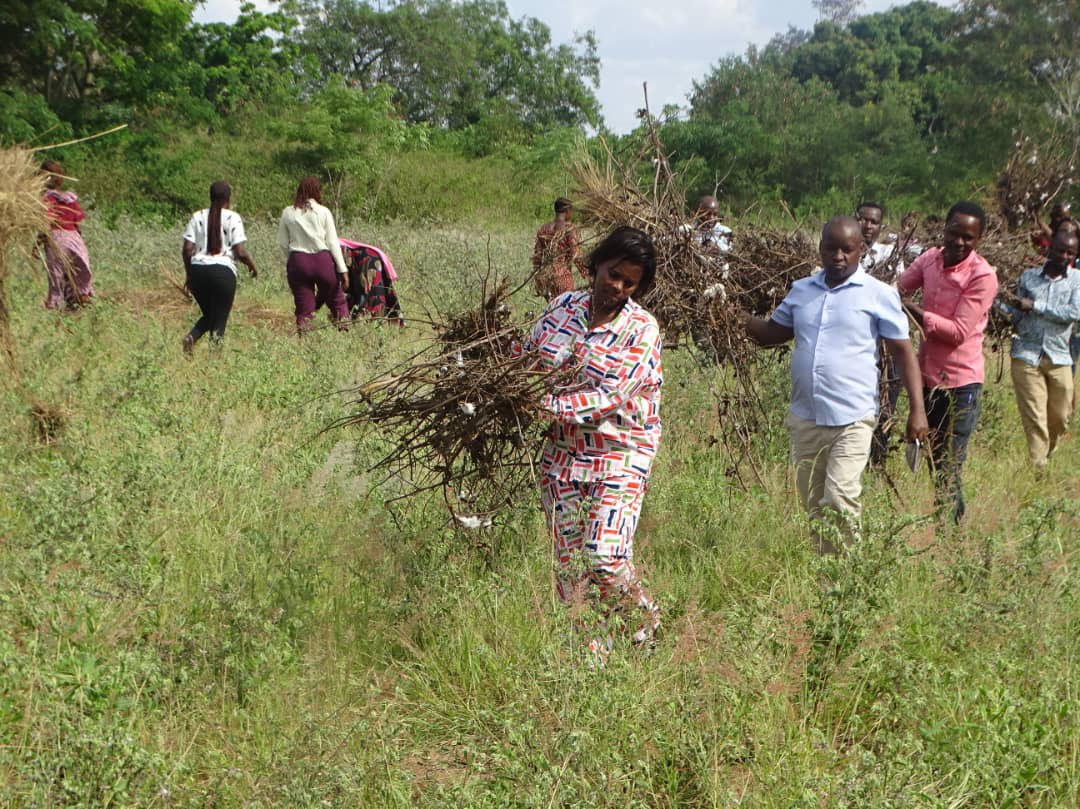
[924,383,982,523]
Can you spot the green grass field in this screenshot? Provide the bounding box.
[1,219,1077,807]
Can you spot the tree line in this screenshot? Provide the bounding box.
[663,0,1077,218]
[0,0,1074,224]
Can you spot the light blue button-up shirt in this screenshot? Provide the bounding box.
[997,266,1080,367]
[772,268,909,426]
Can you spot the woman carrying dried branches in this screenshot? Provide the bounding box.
[38,160,94,310]
[524,226,663,664]
[278,177,350,333]
[181,181,259,354]
[531,197,583,299]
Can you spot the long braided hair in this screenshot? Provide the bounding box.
[207,180,231,255]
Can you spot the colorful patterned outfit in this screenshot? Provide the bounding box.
[531,222,582,298]
[525,290,662,640]
[43,190,94,309]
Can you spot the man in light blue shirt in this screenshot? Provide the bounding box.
[997,229,1080,468]
[745,216,928,553]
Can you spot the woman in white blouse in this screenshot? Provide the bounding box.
[277,177,351,332]
[181,180,258,354]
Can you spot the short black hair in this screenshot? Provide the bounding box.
[554,197,572,214]
[856,201,884,218]
[946,200,986,235]
[587,226,658,298]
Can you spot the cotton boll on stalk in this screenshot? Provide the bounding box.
[459,402,476,416]
[703,282,726,302]
[454,514,493,530]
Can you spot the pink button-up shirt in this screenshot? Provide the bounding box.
[524,290,663,481]
[898,246,998,389]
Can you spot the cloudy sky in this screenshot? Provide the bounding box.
[194,0,950,133]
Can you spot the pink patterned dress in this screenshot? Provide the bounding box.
[43,190,94,309]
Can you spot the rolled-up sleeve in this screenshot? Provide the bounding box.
[1033,287,1080,324]
[922,272,998,346]
[876,287,909,339]
[770,291,797,329]
[897,252,928,295]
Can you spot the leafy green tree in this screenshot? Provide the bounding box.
[813,0,864,26]
[960,0,1079,127]
[182,3,304,118]
[0,0,195,123]
[277,79,416,214]
[289,0,599,131]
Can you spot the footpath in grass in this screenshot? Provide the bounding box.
[0,221,1076,807]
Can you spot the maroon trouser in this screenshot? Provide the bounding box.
[286,250,349,331]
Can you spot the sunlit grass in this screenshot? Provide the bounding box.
[0,219,1076,806]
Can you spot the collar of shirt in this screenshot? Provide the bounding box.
[570,291,643,337]
[941,247,982,273]
[808,267,868,290]
[1041,264,1070,280]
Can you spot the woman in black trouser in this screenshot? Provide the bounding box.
[185,263,237,343]
[181,181,258,353]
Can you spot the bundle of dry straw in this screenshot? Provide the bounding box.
[0,146,49,362]
[333,277,571,522]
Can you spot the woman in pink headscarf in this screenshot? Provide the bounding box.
[39,159,94,309]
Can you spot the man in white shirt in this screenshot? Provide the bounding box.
[694,195,733,254]
[856,202,905,281]
[744,216,927,553]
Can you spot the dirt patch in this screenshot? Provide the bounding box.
[106,284,295,334]
[401,747,473,795]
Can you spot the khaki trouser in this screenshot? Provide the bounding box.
[1011,356,1073,468]
[786,412,876,555]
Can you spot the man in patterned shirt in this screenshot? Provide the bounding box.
[997,228,1080,469]
[524,227,662,663]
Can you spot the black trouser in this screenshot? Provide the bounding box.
[925,383,982,524]
[187,263,236,342]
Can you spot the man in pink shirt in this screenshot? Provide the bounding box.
[898,201,998,523]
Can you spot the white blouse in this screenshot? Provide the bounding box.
[183,208,247,275]
[277,200,348,274]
